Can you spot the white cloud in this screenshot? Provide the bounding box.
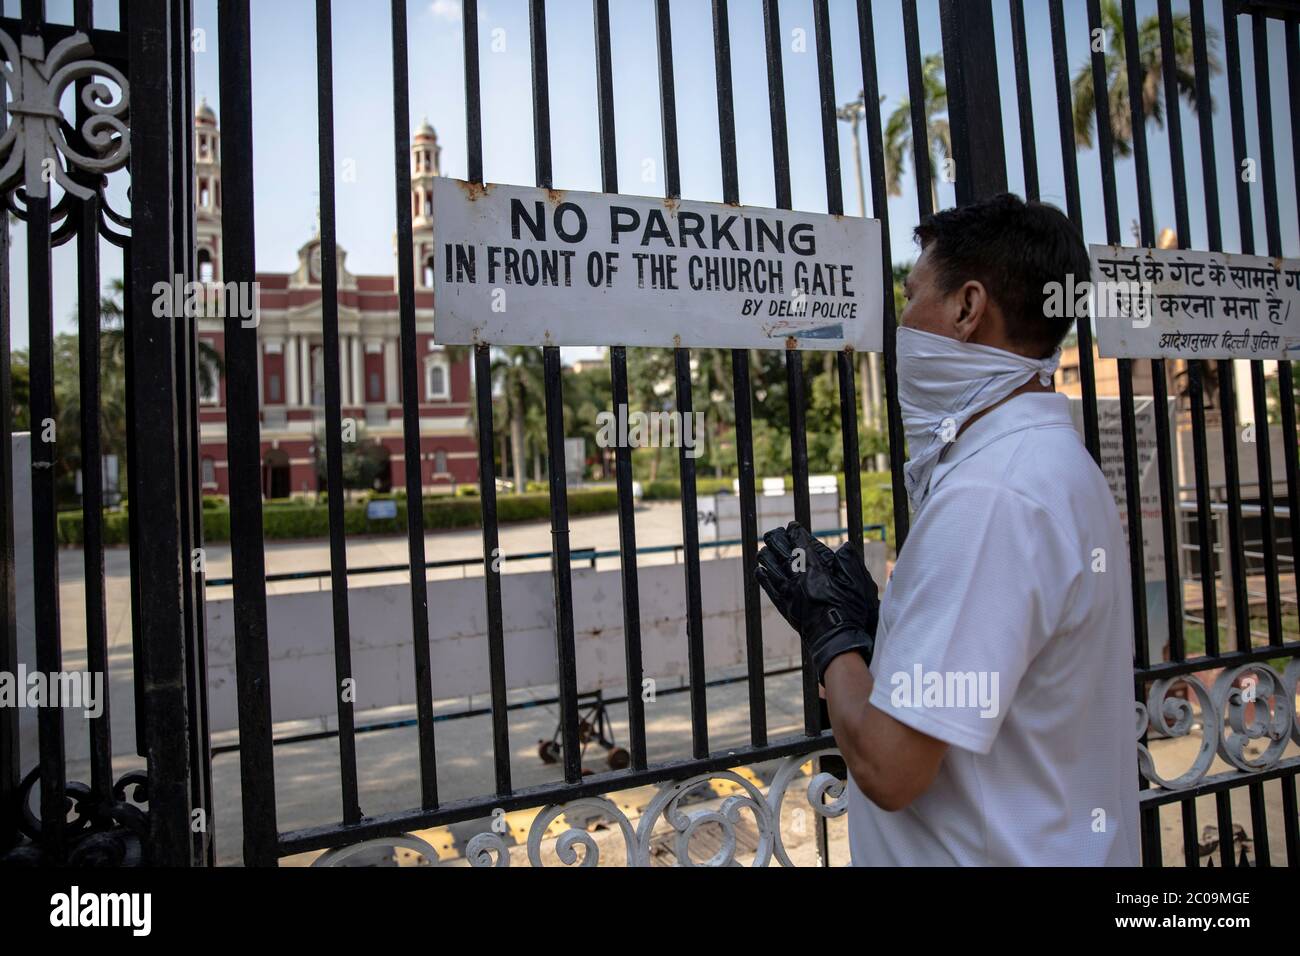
[430,0,462,22]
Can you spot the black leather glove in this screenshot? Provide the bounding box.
[755,521,880,683]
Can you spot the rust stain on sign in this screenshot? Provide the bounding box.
[785,336,798,350]
[459,180,492,201]
[545,188,566,205]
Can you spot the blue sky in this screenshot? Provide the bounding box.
[7,0,1298,352]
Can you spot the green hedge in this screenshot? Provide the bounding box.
[56,488,622,546]
[639,471,895,538]
[641,477,734,500]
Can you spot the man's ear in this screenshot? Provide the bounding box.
[952,280,990,343]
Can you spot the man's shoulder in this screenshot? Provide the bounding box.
[943,416,1106,510]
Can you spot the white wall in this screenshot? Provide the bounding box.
[204,541,888,734]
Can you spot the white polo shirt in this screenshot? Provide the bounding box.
[847,391,1139,866]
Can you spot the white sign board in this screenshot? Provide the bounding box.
[1089,245,1300,359]
[697,494,718,543]
[1069,396,1176,663]
[431,179,884,351]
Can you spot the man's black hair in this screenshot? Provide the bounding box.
[913,193,1090,358]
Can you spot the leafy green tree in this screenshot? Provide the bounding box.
[312,426,390,495]
[883,53,951,209]
[490,346,544,493]
[9,349,29,432]
[1072,0,1218,157]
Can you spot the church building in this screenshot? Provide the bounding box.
[192,101,477,497]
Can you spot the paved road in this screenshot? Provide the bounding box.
[43,499,1300,866]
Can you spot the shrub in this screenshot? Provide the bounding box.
[56,488,622,545]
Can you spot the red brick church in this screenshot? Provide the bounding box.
[192,101,477,497]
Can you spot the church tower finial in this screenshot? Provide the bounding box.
[411,120,441,288]
[195,101,222,283]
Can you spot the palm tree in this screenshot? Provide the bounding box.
[1072,0,1218,157]
[98,278,225,396]
[882,53,951,209]
[490,346,544,493]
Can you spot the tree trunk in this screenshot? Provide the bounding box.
[509,386,526,494]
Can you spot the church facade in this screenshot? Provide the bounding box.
[192,102,477,497]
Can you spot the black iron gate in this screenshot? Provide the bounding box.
[1,0,1299,867]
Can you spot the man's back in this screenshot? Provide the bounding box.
[848,391,1139,865]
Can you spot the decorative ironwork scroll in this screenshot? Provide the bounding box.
[0,29,130,203]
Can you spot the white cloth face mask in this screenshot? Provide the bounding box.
[895,326,1060,513]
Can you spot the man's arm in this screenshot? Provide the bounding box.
[823,652,948,812]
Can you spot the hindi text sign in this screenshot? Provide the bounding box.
[1089,244,1300,360]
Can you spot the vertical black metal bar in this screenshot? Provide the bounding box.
[543,348,580,782]
[761,0,819,736]
[0,52,15,854]
[1223,0,1272,866]
[128,0,194,864]
[810,0,863,569]
[856,0,909,548]
[1120,0,1171,862]
[462,0,510,795]
[1282,771,1299,865]
[1160,0,1219,660]
[69,0,113,808]
[22,0,68,864]
[1123,0,1184,670]
[313,0,360,825]
[1086,0,1121,238]
[938,0,1007,203]
[123,243,146,761]
[474,347,511,795]
[529,0,581,783]
[1192,0,1224,256]
[1250,11,1284,651]
[1180,797,1199,867]
[170,0,211,864]
[1217,3,1253,654]
[608,349,646,767]
[1190,0,1248,657]
[901,0,933,219]
[1190,0,1248,660]
[1283,19,1300,616]
[652,0,708,758]
[1218,360,1251,651]
[813,1,848,855]
[1008,0,1038,200]
[463,0,483,186]
[1215,790,1234,866]
[810,3,857,861]
[673,350,708,756]
[77,188,112,803]
[217,0,279,867]
[761,0,791,212]
[1049,0,1100,462]
[712,0,766,748]
[391,0,439,809]
[1086,0,1148,672]
[593,0,645,769]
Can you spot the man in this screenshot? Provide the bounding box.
[757,194,1139,865]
